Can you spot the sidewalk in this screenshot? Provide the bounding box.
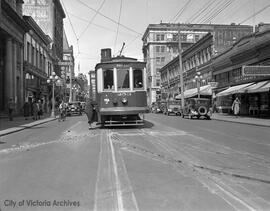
[211,113,270,127]
[0,113,57,137]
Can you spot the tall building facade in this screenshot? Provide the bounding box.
[0,0,28,113]
[142,23,253,105]
[22,0,65,75]
[23,15,53,110]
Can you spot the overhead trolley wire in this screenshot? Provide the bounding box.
[76,0,142,36]
[61,0,80,53]
[78,0,107,40]
[239,2,270,24]
[113,0,123,55]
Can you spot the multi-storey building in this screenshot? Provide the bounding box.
[160,33,214,100]
[0,0,28,114]
[62,29,74,102]
[213,24,270,116]
[22,0,65,76]
[142,23,253,105]
[23,15,53,110]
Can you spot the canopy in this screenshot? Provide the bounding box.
[175,85,212,99]
[244,80,270,93]
[216,83,253,97]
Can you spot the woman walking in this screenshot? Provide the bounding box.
[232,97,241,117]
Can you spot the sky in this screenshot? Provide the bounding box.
[60,0,270,76]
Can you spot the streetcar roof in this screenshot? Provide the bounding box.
[95,55,146,69]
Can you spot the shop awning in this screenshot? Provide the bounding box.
[244,80,270,93]
[175,85,212,99]
[216,83,253,97]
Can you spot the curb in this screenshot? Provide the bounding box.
[211,117,270,128]
[0,117,57,137]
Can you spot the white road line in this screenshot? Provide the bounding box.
[108,130,124,211]
[93,131,104,211]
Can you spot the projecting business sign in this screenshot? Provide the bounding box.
[242,66,270,76]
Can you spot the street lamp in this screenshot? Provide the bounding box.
[193,69,205,98]
[61,68,66,102]
[47,72,60,117]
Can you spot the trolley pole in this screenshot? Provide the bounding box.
[178,28,185,109]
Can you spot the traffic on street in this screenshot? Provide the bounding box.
[1,113,270,210]
[1,0,270,210]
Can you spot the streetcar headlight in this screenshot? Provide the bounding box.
[122,97,128,104]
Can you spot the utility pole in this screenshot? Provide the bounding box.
[178,28,185,108]
[69,63,72,102]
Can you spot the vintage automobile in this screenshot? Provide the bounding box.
[181,98,211,119]
[66,101,82,116]
[164,100,182,116]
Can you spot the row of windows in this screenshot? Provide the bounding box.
[103,69,144,91]
[26,41,47,71]
[183,46,212,71]
[153,33,202,43]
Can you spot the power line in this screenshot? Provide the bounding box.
[239,2,270,24]
[76,0,142,36]
[202,0,235,24]
[185,0,215,23]
[114,0,123,55]
[60,0,80,53]
[78,0,107,40]
[197,0,227,24]
[170,0,192,23]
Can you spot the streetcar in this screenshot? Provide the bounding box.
[94,48,148,126]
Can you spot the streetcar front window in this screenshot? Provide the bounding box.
[117,69,130,90]
[134,69,143,89]
[103,69,114,90]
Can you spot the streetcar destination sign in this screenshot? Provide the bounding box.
[242,65,270,76]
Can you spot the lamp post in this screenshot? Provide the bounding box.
[47,72,60,117]
[193,68,205,99]
[61,68,66,102]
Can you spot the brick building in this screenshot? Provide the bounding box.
[142,23,253,105]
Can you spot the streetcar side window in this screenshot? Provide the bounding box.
[134,69,143,89]
[103,69,114,90]
[117,69,130,90]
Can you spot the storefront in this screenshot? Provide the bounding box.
[215,81,270,116]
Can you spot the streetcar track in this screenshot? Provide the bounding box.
[110,128,270,210]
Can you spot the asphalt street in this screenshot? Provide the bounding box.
[0,113,270,211]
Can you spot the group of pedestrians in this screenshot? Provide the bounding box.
[23,99,44,120]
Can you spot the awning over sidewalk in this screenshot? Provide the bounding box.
[244,80,270,93]
[216,83,253,97]
[175,85,212,99]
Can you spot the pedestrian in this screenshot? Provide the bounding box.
[232,97,241,117]
[23,100,30,120]
[33,100,39,120]
[7,98,15,121]
[38,100,43,119]
[85,98,97,129]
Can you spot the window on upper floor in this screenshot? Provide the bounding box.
[27,42,30,62]
[156,46,160,53]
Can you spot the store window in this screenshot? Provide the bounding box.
[134,69,143,89]
[103,69,114,90]
[117,69,130,89]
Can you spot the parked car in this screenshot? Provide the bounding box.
[181,98,211,119]
[66,101,82,116]
[164,100,182,116]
